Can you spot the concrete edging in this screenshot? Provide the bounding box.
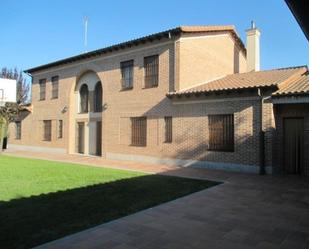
[106,152,273,174]
[8,144,66,154]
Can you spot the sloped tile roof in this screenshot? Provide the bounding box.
[167,66,307,97]
[273,74,309,96]
[25,25,244,74]
[180,25,236,32]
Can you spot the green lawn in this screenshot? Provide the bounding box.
[0,155,218,249]
[0,155,145,202]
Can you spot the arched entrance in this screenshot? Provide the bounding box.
[73,71,103,156]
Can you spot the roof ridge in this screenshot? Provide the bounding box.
[259,65,306,73]
[217,66,305,80]
[179,24,235,29]
[265,65,308,71]
[221,65,308,78]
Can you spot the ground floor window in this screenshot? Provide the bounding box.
[208,114,234,152]
[131,117,147,146]
[43,120,52,141]
[96,121,102,156]
[58,120,63,139]
[164,116,172,143]
[15,121,21,139]
[77,122,85,153]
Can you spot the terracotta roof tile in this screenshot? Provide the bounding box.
[180,25,236,33]
[167,66,307,97]
[25,25,244,74]
[274,74,309,96]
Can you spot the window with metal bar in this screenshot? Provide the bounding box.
[39,79,46,100]
[43,120,52,141]
[51,76,59,99]
[79,84,89,113]
[121,60,134,89]
[131,117,147,146]
[94,82,102,112]
[58,120,63,139]
[208,114,234,152]
[144,55,158,88]
[164,116,172,143]
[15,121,21,139]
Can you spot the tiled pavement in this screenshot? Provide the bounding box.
[4,149,309,249]
[3,148,175,174]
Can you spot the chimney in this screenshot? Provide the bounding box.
[246,21,260,71]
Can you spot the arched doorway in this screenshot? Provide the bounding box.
[73,71,103,156]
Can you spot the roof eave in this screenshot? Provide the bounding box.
[25,28,180,74]
[167,85,277,98]
[24,25,246,74]
[272,92,309,98]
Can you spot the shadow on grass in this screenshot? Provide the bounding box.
[0,173,219,249]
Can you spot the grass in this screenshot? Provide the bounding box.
[0,155,218,249]
[0,155,145,202]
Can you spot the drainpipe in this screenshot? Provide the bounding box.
[258,88,265,175]
[257,88,267,175]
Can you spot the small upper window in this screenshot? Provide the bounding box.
[144,55,159,88]
[51,76,59,99]
[121,60,134,89]
[208,114,234,152]
[94,82,102,112]
[79,84,89,113]
[39,79,46,100]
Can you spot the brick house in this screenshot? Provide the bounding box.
[9,24,309,175]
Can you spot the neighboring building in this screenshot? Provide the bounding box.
[9,24,309,175]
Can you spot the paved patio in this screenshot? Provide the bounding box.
[4,148,309,249]
[4,147,175,174]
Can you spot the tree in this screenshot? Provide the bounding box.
[0,67,30,104]
[0,67,31,150]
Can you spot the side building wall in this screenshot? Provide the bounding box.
[176,32,247,91]
[8,72,71,152]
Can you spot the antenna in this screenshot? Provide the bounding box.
[84,16,88,53]
[251,20,256,29]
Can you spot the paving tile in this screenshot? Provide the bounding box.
[280,239,305,249]
[7,149,309,249]
[256,241,279,249]
[279,231,309,249]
